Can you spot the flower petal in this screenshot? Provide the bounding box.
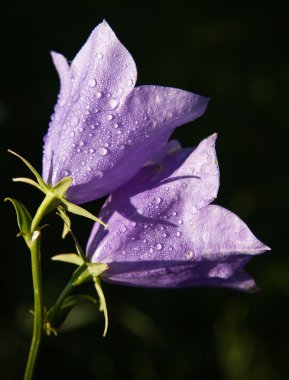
[43,21,208,204]
[86,135,268,290]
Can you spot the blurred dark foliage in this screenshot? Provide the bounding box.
[0,0,288,379]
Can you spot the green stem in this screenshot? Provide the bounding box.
[24,236,43,380]
[47,264,87,328]
[31,193,58,231]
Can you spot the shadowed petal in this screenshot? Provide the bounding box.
[43,21,208,204]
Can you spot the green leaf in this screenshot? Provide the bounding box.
[5,198,32,236]
[93,278,109,337]
[53,177,73,197]
[8,150,48,191]
[51,253,84,266]
[61,198,108,229]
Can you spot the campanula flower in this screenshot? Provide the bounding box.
[86,135,269,290]
[43,21,208,204]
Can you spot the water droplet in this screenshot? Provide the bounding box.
[185,251,193,259]
[119,144,125,150]
[127,79,133,86]
[89,148,95,154]
[79,141,84,146]
[178,219,183,225]
[155,243,163,251]
[71,116,79,127]
[61,169,71,176]
[118,87,124,94]
[119,225,127,233]
[60,99,66,107]
[97,146,108,156]
[97,52,103,60]
[88,78,96,88]
[191,206,197,214]
[154,196,163,205]
[87,166,92,172]
[182,183,187,188]
[107,114,113,121]
[70,131,75,137]
[78,127,84,132]
[172,211,177,216]
[137,208,144,215]
[96,91,102,99]
[95,170,103,178]
[149,248,154,253]
[81,161,86,166]
[143,239,148,243]
[163,233,168,238]
[176,231,181,237]
[114,123,119,128]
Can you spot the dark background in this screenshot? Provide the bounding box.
[0,0,288,379]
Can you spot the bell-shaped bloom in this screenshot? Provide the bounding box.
[86,135,269,291]
[43,20,208,204]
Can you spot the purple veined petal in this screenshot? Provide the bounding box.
[86,134,269,290]
[43,20,209,204]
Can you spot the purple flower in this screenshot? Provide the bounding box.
[86,135,269,291]
[43,21,208,204]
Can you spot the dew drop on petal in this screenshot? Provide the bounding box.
[70,131,75,137]
[191,206,197,214]
[95,170,103,178]
[97,52,103,59]
[89,148,95,154]
[107,114,114,121]
[87,79,97,88]
[178,219,183,225]
[185,251,194,259]
[127,79,133,86]
[107,98,119,110]
[155,243,163,251]
[119,225,127,233]
[97,146,108,156]
[154,196,163,205]
[71,116,79,127]
[61,169,71,176]
[96,92,102,99]
[176,231,181,237]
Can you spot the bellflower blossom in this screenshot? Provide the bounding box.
[43,21,208,204]
[87,135,269,290]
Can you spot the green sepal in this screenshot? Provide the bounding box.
[93,278,109,337]
[12,177,44,192]
[56,206,71,239]
[8,150,49,192]
[72,263,108,286]
[45,294,97,335]
[52,177,73,197]
[61,198,108,229]
[5,198,32,241]
[51,253,84,266]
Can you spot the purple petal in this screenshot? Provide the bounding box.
[43,21,208,204]
[87,135,269,290]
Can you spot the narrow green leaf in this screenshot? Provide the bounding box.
[8,150,48,190]
[51,253,84,266]
[53,177,73,197]
[5,198,32,235]
[93,278,109,337]
[61,198,108,229]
